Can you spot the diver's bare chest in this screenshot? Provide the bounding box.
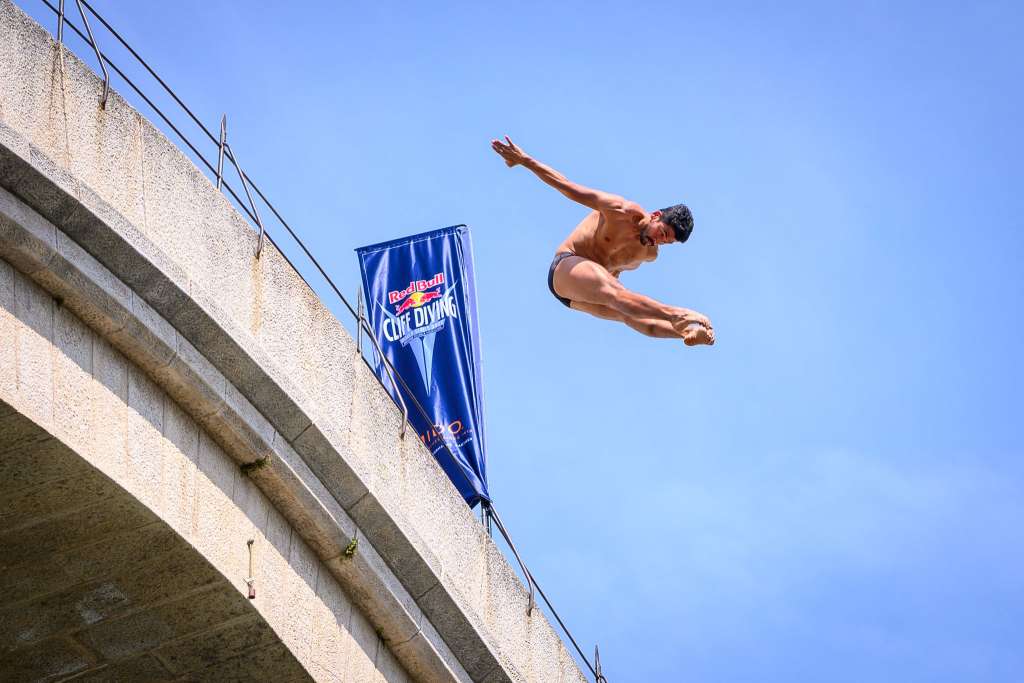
[593,236,649,271]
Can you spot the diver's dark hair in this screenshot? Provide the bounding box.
[660,203,694,243]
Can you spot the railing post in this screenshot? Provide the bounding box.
[356,288,364,355]
[216,114,227,190]
[595,645,608,683]
[57,0,65,45]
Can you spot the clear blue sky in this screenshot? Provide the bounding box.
[24,0,1023,680]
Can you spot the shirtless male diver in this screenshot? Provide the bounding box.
[491,136,715,346]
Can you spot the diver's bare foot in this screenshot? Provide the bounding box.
[676,321,715,346]
[673,308,712,331]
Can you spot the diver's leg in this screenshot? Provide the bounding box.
[570,301,681,339]
[553,256,714,342]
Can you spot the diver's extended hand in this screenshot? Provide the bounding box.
[491,136,529,167]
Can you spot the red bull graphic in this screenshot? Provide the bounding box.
[393,288,444,314]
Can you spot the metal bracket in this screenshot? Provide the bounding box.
[75,0,109,108]
[487,504,535,616]
[216,118,266,259]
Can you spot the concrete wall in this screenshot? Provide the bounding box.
[0,1,587,681]
[0,266,390,681]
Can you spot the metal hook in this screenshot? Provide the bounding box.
[75,0,109,108]
[245,538,256,600]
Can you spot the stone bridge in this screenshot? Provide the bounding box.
[0,2,587,681]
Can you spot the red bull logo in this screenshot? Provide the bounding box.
[389,273,445,309]
[394,288,443,314]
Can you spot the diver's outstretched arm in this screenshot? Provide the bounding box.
[491,136,644,220]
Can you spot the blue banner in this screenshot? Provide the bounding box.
[355,225,489,507]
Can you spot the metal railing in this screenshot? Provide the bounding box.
[38,2,607,680]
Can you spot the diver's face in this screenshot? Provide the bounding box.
[639,214,676,246]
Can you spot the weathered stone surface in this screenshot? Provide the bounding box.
[0,636,94,681]
[154,614,278,675]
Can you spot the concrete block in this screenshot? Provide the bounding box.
[526,608,569,683]
[272,433,358,556]
[0,579,130,647]
[347,360,406,492]
[19,143,81,226]
[0,259,16,398]
[137,119,213,274]
[323,536,423,647]
[391,616,474,683]
[89,335,129,486]
[62,182,191,320]
[557,646,590,683]
[0,6,70,163]
[0,467,113,535]
[124,365,164,510]
[187,198,260,336]
[155,613,279,676]
[152,327,227,419]
[345,608,381,683]
[480,546,535,679]
[112,545,223,607]
[216,379,275,463]
[61,523,182,587]
[0,182,56,275]
[0,494,156,570]
[255,246,358,436]
[231,473,271,534]
[349,493,443,601]
[77,582,248,662]
[62,654,177,682]
[398,435,490,614]
[192,433,247,585]
[375,643,413,683]
[175,640,312,683]
[169,285,314,442]
[37,229,134,339]
[274,532,320,668]
[60,57,147,231]
[0,421,68,490]
[53,302,94,451]
[308,565,354,683]
[13,269,53,428]
[160,400,199,540]
[417,582,499,682]
[152,332,227,420]
[0,120,31,187]
[110,290,177,376]
[0,636,93,681]
[0,559,75,607]
[293,421,368,510]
